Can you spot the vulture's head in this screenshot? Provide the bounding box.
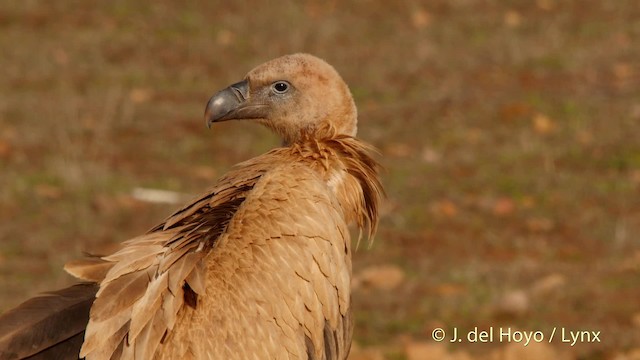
[205,53,357,144]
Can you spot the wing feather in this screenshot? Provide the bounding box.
[84,322,128,360]
[161,287,184,331]
[166,252,203,295]
[91,269,151,321]
[0,284,96,359]
[184,259,206,295]
[64,258,114,283]
[128,271,168,341]
[72,161,268,359]
[132,312,166,360]
[80,305,132,356]
[102,249,164,284]
[158,242,196,273]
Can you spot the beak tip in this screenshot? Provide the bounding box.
[203,79,252,128]
[205,110,213,129]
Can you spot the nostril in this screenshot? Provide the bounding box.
[229,80,249,101]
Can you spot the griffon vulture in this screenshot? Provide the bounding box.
[0,53,383,360]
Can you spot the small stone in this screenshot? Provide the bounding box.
[494,290,529,317]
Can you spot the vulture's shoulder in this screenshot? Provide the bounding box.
[165,149,337,229]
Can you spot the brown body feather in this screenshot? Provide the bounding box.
[0,54,384,360]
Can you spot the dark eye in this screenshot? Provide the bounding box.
[272,81,290,94]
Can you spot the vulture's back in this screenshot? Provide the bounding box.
[157,158,354,359]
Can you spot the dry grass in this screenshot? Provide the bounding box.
[1,1,639,359]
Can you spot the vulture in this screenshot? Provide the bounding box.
[0,53,383,360]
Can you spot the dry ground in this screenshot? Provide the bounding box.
[0,1,639,359]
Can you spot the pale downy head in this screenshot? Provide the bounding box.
[205,54,357,144]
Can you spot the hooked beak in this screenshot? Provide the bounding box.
[204,79,268,128]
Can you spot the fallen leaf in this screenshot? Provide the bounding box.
[613,62,634,80]
[430,199,458,218]
[576,130,593,145]
[630,170,640,186]
[386,142,413,158]
[81,116,98,130]
[52,48,69,65]
[630,104,640,120]
[532,113,556,135]
[452,352,472,360]
[356,264,406,291]
[621,349,640,360]
[35,184,63,200]
[536,0,556,11]
[349,342,385,360]
[526,217,554,232]
[504,10,522,28]
[304,2,336,19]
[618,251,640,272]
[405,342,447,360]
[493,197,516,217]
[1,126,17,140]
[500,102,531,122]
[530,273,566,295]
[0,139,13,160]
[421,147,441,164]
[216,29,236,46]
[465,128,484,145]
[434,283,466,296]
[402,341,472,360]
[492,341,567,360]
[129,88,153,104]
[411,8,431,29]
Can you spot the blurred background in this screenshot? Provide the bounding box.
[0,1,639,359]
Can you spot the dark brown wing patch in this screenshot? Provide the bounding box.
[305,310,353,360]
[182,283,198,309]
[0,283,98,360]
